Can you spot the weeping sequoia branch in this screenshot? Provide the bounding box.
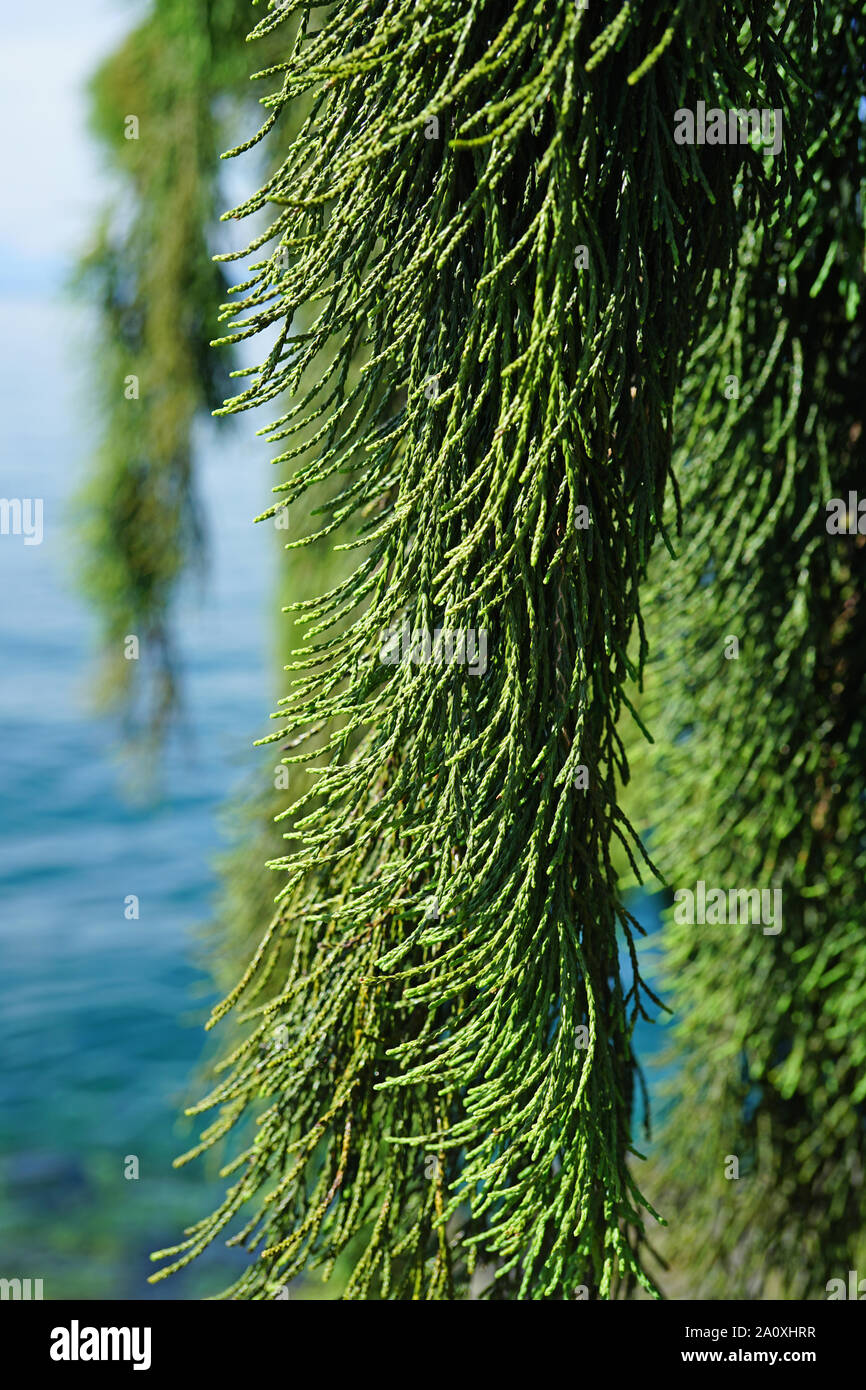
[627,7,866,1298]
[151,1,812,1299]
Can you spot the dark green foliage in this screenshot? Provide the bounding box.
[626,6,866,1298]
[151,0,814,1299]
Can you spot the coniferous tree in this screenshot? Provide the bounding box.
[150,0,813,1299]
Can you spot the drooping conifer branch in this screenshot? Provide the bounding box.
[626,4,865,1299]
[153,0,812,1299]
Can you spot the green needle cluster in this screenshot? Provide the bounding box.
[149,0,819,1299]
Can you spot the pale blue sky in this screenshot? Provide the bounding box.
[0,0,146,290]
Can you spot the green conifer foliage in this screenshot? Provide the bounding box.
[626,8,866,1298]
[151,1,814,1298]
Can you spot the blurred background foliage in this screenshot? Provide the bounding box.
[620,10,866,1299]
[75,0,285,734]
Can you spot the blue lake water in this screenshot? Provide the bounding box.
[0,289,280,1297]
